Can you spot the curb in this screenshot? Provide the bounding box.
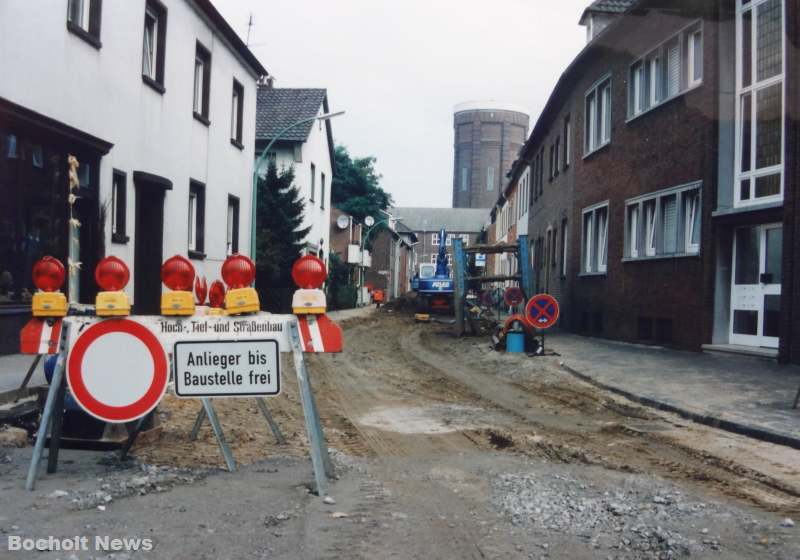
[560,363,800,452]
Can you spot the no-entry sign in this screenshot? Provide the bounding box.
[67,319,168,423]
[173,339,280,398]
[525,294,560,330]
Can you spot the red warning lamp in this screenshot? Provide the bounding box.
[291,255,328,315]
[94,256,131,316]
[207,280,226,316]
[291,255,327,289]
[33,256,66,293]
[195,276,208,305]
[221,254,256,289]
[31,256,67,317]
[221,254,259,314]
[160,255,195,316]
[161,255,195,291]
[95,256,130,292]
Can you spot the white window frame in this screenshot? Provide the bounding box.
[226,201,235,256]
[585,75,611,156]
[561,219,568,277]
[581,201,609,274]
[487,166,495,192]
[68,0,92,31]
[193,55,204,114]
[111,176,120,236]
[627,21,704,120]
[625,181,702,260]
[564,116,571,167]
[231,87,240,140]
[431,233,439,246]
[734,0,785,208]
[188,191,198,251]
[142,7,158,80]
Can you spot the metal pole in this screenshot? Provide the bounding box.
[288,319,331,496]
[256,398,286,445]
[46,377,67,474]
[189,405,205,441]
[26,322,70,491]
[202,398,236,472]
[16,354,42,396]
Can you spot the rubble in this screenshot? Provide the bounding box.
[0,426,28,448]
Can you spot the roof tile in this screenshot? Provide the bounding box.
[255,87,327,142]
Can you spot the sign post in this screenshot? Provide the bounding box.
[524,294,561,356]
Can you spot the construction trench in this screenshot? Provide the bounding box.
[1,309,799,559]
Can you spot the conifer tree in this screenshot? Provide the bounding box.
[255,162,310,312]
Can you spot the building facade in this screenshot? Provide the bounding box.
[452,102,530,209]
[0,0,266,353]
[500,0,798,363]
[255,87,335,262]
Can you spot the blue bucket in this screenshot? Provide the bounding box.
[506,332,525,353]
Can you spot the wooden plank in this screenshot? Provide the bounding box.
[464,244,519,255]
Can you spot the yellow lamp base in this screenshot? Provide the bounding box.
[207,307,225,316]
[95,291,131,317]
[292,289,327,315]
[161,291,195,316]
[32,292,67,318]
[225,287,260,315]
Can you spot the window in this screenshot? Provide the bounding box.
[628,23,703,118]
[193,42,211,123]
[111,170,128,243]
[310,163,316,202]
[625,182,702,259]
[231,80,244,147]
[554,137,560,176]
[585,77,611,154]
[67,0,102,47]
[188,180,205,256]
[432,232,440,246]
[582,203,608,274]
[321,173,326,209]
[551,228,557,268]
[563,116,571,168]
[549,145,555,180]
[560,219,568,277]
[735,0,784,206]
[226,196,239,255]
[431,253,452,266]
[460,167,468,192]
[487,166,495,191]
[142,0,167,92]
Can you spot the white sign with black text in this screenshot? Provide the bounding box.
[173,339,280,398]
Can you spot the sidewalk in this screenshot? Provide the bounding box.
[549,332,800,449]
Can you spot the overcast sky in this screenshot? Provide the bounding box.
[215,0,589,208]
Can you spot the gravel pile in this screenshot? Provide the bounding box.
[62,461,207,511]
[491,471,773,559]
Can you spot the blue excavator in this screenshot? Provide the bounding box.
[411,227,455,313]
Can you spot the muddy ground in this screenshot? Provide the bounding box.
[1,309,799,559]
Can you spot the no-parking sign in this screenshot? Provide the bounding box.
[525,294,560,330]
[66,319,168,423]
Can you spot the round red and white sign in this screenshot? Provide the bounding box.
[67,319,168,423]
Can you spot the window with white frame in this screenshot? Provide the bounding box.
[142,0,166,89]
[188,180,205,254]
[193,42,211,120]
[431,232,440,246]
[67,0,102,43]
[585,77,611,154]
[563,116,571,168]
[582,202,608,273]
[231,80,244,145]
[625,182,702,259]
[226,196,239,255]
[735,0,784,206]
[560,218,568,277]
[431,253,452,266]
[628,22,703,118]
[487,166,495,191]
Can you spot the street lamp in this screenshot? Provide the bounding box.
[250,110,346,257]
[358,215,401,305]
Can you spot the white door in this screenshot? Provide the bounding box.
[730,224,782,348]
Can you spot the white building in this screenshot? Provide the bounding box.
[255,87,335,262]
[0,0,267,338]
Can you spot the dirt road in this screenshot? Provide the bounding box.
[2,309,800,559]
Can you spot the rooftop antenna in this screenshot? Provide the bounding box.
[246,13,253,46]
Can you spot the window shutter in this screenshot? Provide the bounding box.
[662,195,677,253]
[667,43,680,96]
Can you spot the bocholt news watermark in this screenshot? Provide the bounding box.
[7,534,154,553]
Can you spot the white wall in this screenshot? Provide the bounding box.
[258,104,333,261]
[0,0,261,302]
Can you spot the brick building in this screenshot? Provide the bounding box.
[499,0,798,363]
[364,225,417,301]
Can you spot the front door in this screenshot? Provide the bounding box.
[730,224,782,348]
[134,186,164,315]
